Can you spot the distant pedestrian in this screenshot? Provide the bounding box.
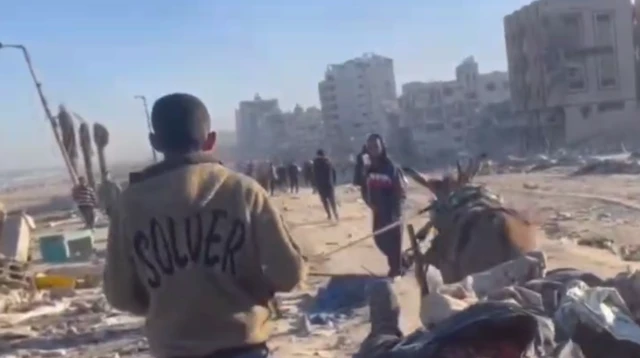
[287,162,300,193]
[313,149,339,221]
[72,176,97,230]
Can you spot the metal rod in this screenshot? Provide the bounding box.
[0,43,78,185]
[134,95,158,162]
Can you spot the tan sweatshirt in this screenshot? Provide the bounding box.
[103,153,306,358]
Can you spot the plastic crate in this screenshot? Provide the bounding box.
[38,234,70,263]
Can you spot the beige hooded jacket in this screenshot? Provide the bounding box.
[103,152,306,357]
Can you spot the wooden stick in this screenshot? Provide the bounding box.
[408,224,429,296]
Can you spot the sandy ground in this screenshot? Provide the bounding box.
[3,170,640,357]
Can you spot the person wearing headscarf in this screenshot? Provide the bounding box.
[363,134,406,278]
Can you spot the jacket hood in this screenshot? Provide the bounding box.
[126,152,228,215]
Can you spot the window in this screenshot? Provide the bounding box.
[597,101,625,112]
[567,66,586,91]
[443,87,453,96]
[580,105,591,119]
[561,13,583,42]
[454,136,464,143]
[485,82,496,91]
[452,121,463,130]
[425,123,445,131]
[465,92,478,100]
[594,12,618,89]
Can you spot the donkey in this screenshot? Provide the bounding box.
[403,157,542,284]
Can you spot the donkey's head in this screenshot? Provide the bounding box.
[403,157,482,201]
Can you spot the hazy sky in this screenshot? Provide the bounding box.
[1,0,530,170]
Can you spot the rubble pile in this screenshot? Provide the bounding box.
[572,158,640,176]
[489,152,588,174]
[0,255,145,357]
[358,254,640,357]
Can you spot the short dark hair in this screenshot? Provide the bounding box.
[151,93,210,153]
[316,149,325,156]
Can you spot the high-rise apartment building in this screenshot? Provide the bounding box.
[235,94,281,160]
[397,57,510,159]
[318,53,398,156]
[263,105,324,161]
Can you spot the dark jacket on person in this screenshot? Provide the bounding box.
[313,155,337,193]
[364,139,405,219]
[287,163,300,179]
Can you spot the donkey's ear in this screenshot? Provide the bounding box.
[456,159,469,184]
[468,158,481,181]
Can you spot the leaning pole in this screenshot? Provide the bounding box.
[0,43,78,185]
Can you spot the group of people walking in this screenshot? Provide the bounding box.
[101,92,407,358]
[242,134,407,278]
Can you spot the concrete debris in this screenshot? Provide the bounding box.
[479,150,640,176]
[572,159,640,176]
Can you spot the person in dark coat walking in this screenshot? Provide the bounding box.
[363,134,406,278]
[313,149,339,221]
[287,162,300,194]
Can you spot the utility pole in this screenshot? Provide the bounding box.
[0,42,78,185]
[134,95,158,162]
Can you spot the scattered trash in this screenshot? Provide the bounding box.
[34,274,76,290]
[306,275,381,327]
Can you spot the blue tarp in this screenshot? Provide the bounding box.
[307,275,384,325]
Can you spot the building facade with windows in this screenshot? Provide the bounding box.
[394,57,510,161]
[263,105,325,161]
[318,53,398,158]
[504,0,638,145]
[235,94,281,160]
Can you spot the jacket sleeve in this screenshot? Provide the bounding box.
[103,200,149,315]
[251,185,307,292]
[352,156,363,186]
[393,166,407,205]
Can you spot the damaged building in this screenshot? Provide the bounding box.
[387,57,512,165]
[504,0,639,152]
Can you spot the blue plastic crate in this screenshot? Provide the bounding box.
[38,234,70,263]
